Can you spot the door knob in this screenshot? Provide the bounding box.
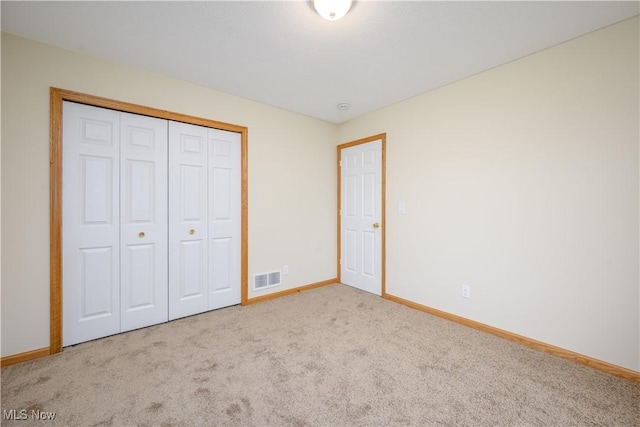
[189,229,195,235]
[138,232,145,238]
[373,223,380,228]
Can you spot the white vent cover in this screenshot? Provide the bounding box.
[253,270,281,290]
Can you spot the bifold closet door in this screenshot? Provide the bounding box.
[119,112,169,332]
[63,102,121,346]
[63,102,240,344]
[208,128,241,310]
[63,102,168,346]
[168,122,209,320]
[168,122,241,320]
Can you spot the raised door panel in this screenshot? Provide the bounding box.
[120,112,168,332]
[63,101,121,346]
[208,129,241,310]
[79,247,115,318]
[343,168,360,279]
[169,121,209,320]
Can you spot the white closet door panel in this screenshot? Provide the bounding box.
[169,121,209,320]
[120,112,168,332]
[79,247,115,316]
[63,102,121,346]
[208,129,241,310]
[179,239,206,296]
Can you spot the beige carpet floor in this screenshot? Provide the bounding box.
[1,283,638,426]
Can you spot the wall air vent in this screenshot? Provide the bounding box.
[253,270,281,291]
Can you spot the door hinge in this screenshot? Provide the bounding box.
[339,160,342,167]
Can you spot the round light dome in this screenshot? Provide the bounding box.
[313,0,352,21]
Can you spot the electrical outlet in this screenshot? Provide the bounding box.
[462,285,471,299]
[283,265,289,275]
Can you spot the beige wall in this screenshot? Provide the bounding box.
[2,17,639,373]
[1,33,337,357]
[339,17,639,371]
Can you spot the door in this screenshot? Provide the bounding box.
[55,91,247,351]
[340,138,383,296]
[208,129,241,310]
[63,102,121,346]
[120,112,168,332]
[63,103,170,345]
[168,123,242,319]
[168,121,209,320]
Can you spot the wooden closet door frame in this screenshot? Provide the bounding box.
[49,87,249,354]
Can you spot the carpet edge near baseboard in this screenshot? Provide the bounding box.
[244,278,339,305]
[383,292,640,384]
[1,347,51,367]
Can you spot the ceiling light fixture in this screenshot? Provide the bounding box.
[337,103,351,111]
[314,0,352,21]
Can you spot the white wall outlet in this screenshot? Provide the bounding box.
[462,285,471,299]
[398,202,406,214]
[283,265,289,275]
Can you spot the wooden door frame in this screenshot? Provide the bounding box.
[336,133,386,296]
[49,87,249,354]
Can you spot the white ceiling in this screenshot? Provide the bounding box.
[2,1,638,124]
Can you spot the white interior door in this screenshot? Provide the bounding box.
[120,112,168,332]
[168,121,209,320]
[208,128,241,310]
[63,102,121,346]
[341,139,382,296]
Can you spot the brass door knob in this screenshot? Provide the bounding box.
[189,229,195,235]
[138,232,145,238]
[373,223,380,228]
